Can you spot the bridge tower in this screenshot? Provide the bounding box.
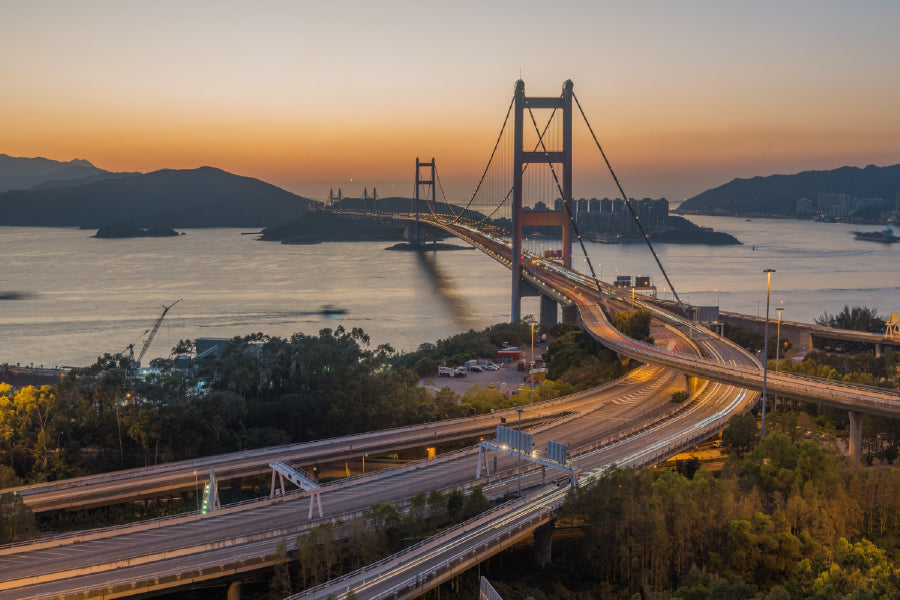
[329,188,342,209]
[414,157,436,246]
[511,79,575,324]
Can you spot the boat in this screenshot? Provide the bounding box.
[852,228,899,244]
[318,305,347,316]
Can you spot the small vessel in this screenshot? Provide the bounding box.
[852,228,899,244]
[319,305,347,316]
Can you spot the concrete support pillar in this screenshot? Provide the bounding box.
[875,343,882,358]
[561,305,578,324]
[684,375,700,397]
[227,580,242,600]
[540,295,558,327]
[803,333,815,353]
[533,520,555,568]
[848,410,864,463]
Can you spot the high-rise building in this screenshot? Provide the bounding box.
[577,198,588,215]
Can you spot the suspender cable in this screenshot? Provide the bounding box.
[452,95,514,224]
[526,106,608,312]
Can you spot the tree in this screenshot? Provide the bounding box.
[671,390,690,403]
[613,309,653,341]
[815,305,886,333]
[722,412,757,455]
[0,492,36,544]
[676,457,701,480]
[268,539,292,599]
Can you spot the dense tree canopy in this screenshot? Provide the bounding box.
[815,305,886,333]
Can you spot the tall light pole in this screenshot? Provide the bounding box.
[515,404,524,497]
[527,318,536,404]
[774,305,784,417]
[761,268,776,437]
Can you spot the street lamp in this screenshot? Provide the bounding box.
[527,317,537,405]
[761,269,776,437]
[774,305,784,416]
[515,405,524,497]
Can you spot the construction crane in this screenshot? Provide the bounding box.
[135,299,182,366]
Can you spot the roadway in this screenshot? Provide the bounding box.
[437,218,900,415]
[0,353,714,599]
[11,412,524,513]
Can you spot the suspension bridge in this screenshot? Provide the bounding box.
[3,79,900,600]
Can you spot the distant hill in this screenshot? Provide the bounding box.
[0,154,110,192]
[259,210,406,243]
[0,166,318,227]
[678,164,900,216]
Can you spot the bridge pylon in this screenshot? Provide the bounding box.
[329,188,342,209]
[511,80,574,324]
[414,157,436,246]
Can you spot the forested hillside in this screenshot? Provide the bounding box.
[678,164,900,216]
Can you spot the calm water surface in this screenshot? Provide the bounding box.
[0,219,897,368]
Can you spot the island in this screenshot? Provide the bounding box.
[258,210,405,244]
[93,225,182,238]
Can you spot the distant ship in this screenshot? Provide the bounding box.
[318,305,347,316]
[852,228,899,244]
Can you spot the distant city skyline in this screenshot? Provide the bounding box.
[2,1,899,202]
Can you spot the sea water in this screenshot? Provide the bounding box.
[0,218,896,368]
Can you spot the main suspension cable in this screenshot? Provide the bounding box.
[474,104,561,227]
[573,92,687,315]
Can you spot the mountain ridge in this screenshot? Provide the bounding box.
[0,165,317,228]
[0,154,109,192]
[678,163,900,216]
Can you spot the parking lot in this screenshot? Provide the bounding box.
[419,346,545,397]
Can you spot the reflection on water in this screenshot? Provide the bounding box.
[0,218,896,367]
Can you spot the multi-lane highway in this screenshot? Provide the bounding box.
[0,348,720,599]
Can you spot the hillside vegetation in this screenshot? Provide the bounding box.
[678,164,900,216]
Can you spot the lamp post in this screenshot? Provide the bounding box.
[527,318,536,404]
[515,404,524,497]
[774,305,784,416]
[761,268,776,437]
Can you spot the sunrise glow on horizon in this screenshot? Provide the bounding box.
[2,1,899,202]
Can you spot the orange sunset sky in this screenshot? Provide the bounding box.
[2,1,899,202]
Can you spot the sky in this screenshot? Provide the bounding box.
[2,0,899,202]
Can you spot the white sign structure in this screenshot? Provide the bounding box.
[476,428,577,486]
[546,441,568,465]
